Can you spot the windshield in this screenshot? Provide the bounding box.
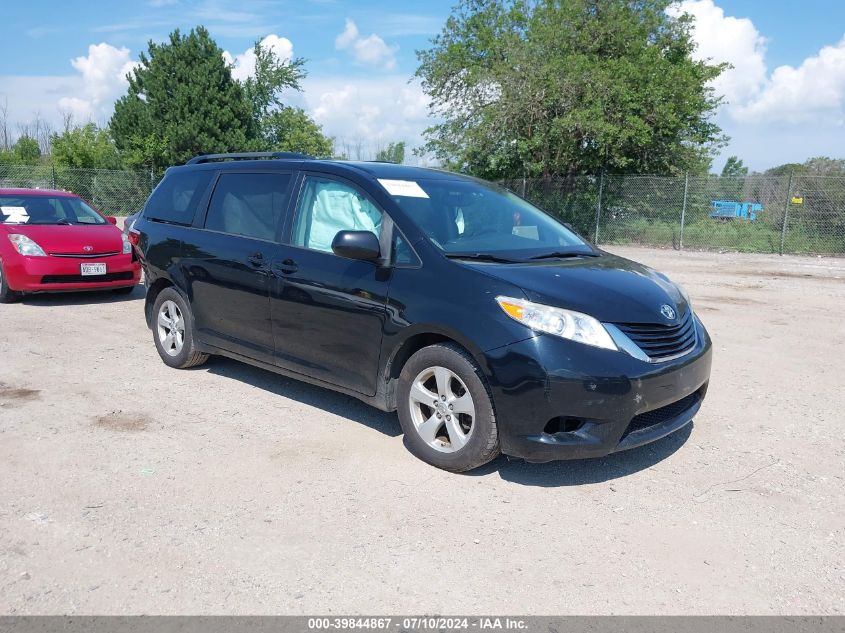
[381,177,591,260]
[0,195,106,226]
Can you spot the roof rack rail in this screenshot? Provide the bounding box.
[186,151,313,165]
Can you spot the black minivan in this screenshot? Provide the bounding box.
[133,152,711,472]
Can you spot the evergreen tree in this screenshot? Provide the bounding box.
[110,27,254,172]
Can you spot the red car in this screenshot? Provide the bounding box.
[0,188,141,302]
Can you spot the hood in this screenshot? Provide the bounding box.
[1,223,124,255]
[461,252,689,324]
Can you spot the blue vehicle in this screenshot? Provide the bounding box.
[710,200,762,221]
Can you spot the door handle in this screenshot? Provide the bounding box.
[274,258,298,275]
[247,252,265,267]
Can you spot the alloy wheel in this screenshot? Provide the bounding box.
[157,300,185,357]
[408,365,475,453]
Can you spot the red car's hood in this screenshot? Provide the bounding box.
[1,223,123,255]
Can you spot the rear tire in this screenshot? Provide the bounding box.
[0,261,21,304]
[397,343,500,472]
[152,287,208,369]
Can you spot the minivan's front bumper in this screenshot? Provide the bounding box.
[484,316,712,462]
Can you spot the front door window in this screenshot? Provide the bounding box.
[291,177,383,253]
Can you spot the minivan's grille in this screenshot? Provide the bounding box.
[622,389,703,438]
[615,311,695,361]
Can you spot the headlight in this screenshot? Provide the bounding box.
[8,234,47,257]
[121,233,132,254]
[496,296,617,351]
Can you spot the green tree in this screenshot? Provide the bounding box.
[801,156,845,176]
[415,0,726,179]
[110,27,254,172]
[51,123,122,169]
[375,141,406,164]
[263,107,333,157]
[764,162,805,177]
[12,136,41,165]
[719,155,748,200]
[239,40,332,156]
[242,43,305,126]
[765,157,845,177]
[720,156,748,178]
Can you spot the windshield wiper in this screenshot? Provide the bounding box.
[55,218,75,225]
[528,250,599,260]
[445,252,522,264]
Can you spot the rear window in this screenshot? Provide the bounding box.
[144,170,212,225]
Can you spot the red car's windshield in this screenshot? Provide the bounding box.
[0,195,106,226]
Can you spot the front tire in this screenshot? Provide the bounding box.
[152,287,208,369]
[0,261,21,304]
[397,343,499,472]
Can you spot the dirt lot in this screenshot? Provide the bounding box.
[1,246,843,615]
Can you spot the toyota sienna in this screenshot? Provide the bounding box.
[132,152,712,472]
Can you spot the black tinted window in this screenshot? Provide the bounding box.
[144,170,212,225]
[205,173,292,241]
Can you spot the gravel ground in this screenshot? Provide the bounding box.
[0,246,843,615]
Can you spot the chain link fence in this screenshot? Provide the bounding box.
[503,173,845,255]
[2,165,844,254]
[0,165,157,216]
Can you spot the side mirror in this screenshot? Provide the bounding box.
[331,230,381,261]
[105,216,118,225]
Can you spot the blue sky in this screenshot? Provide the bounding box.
[2,0,845,172]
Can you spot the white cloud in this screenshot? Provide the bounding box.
[673,0,845,169]
[335,19,359,50]
[303,76,429,152]
[734,37,845,124]
[56,43,137,120]
[334,19,398,70]
[223,34,294,82]
[0,75,82,126]
[676,0,845,125]
[669,0,767,107]
[25,26,58,39]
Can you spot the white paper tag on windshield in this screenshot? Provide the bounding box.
[377,179,429,198]
[513,225,539,240]
[1,206,29,223]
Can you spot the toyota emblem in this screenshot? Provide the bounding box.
[660,304,676,320]
[83,245,94,252]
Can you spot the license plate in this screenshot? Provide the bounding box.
[80,263,107,276]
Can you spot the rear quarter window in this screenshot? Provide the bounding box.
[144,170,212,225]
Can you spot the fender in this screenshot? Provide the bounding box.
[382,322,494,380]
